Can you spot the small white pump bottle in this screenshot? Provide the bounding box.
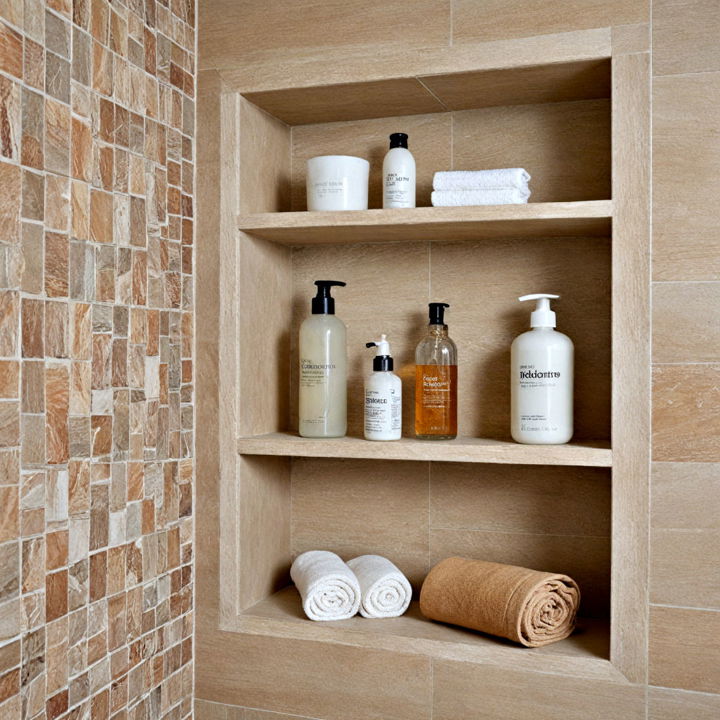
[511,294,574,444]
[364,334,402,441]
[299,281,347,438]
[382,133,416,209]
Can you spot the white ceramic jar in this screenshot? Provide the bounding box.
[306,155,369,211]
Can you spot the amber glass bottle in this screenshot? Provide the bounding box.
[415,303,457,439]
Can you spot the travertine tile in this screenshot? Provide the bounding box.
[432,661,645,719]
[649,606,720,693]
[0,74,20,160]
[0,162,20,243]
[44,96,70,174]
[653,0,720,76]
[45,363,69,464]
[21,169,44,221]
[0,361,19,400]
[0,20,22,78]
[648,687,720,720]
[44,232,69,297]
[21,222,43,294]
[653,73,720,280]
[652,364,720,462]
[44,173,69,232]
[21,88,43,169]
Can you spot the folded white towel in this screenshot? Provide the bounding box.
[431,188,530,206]
[346,555,412,619]
[290,550,361,621]
[433,168,531,191]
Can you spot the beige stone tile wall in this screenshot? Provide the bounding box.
[0,0,195,717]
[189,0,720,717]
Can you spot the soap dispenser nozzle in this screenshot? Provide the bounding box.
[365,334,393,371]
[312,280,346,314]
[428,302,450,326]
[518,293,560,328]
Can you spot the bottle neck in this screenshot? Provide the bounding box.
[428,324,448,336]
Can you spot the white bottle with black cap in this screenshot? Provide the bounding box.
[299,280,347,438]
[511,294,573,444]
[383,133,416,209]
[364,334,402,441]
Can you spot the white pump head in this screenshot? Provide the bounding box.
[518,293,560,328]
[367,333,391,357]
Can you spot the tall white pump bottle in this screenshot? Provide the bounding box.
[364,334,402,441]
[511,294,574,444]
[299,281,347,438]
[382,133,416,208]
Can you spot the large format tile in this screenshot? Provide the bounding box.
[453,100,611,203]
[653,73,720,280]
[650,528,720,608]
[653,0,720,76]
[292,458,429,587]
[652,364,720,462]
[196,631,431,720]
[452,0,647,44]
[649,606,720,693]
[648,687,720,720]
[651,463,720,531]
[653,282,720,362]
[200,0,450,69]
[430,462,610,537]
[432,660,645,719]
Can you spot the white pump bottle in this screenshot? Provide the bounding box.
[511,294,574,444]
[364,334,402,441]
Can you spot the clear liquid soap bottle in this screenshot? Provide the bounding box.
[415,303,457,440]
[299,280,347,438]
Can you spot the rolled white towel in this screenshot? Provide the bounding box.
[346,555,412,619]
[431,188,530,207]
[290,550,361,621]
[433,168,530,191]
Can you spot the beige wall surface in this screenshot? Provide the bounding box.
[196,1,720,718]
[0,0,196,718]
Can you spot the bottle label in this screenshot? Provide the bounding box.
[364,387,401,434]
[415,365,458,435]
[515,362,570,435]
[300,359,335,388]
[384,173,412,207]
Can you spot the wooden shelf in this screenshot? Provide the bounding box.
[233,587,614,681]
[237,201,612,245]
[237,432,612,467]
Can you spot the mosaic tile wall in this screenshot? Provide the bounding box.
[0,0,196,717]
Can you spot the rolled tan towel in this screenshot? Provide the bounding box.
[419,557,580,647]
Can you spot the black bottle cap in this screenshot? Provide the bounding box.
[428,302,449,325]
[389,132,408,149]
[311,280,346,314]
[365,342,394,371]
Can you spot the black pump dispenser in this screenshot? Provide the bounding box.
[428,302,449,325]
[311,280,346,314]
[389,132,408,149]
